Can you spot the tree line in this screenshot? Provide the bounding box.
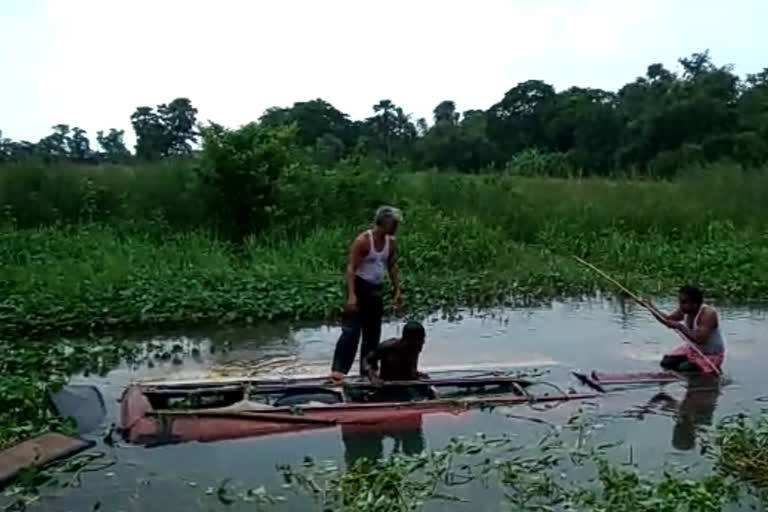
[2,51,767,176]
[0,98,199,164]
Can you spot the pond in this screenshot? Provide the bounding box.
[16,298,768,511]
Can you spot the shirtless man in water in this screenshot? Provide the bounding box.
[363,320,435,401]
[363,321,428,386]
[330,206,403,384]
[645,285,726,373]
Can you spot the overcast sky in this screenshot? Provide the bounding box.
[2,0,767,147]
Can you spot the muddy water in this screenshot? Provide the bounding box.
[22,299,768,510]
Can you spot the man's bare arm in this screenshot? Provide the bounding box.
[675,308,717,345]
[641,298,683,324]
[662,308,684,322]
[387,238,400,295]
[363,348,382,381]
[364,338,397,383]
[345,236,368,304]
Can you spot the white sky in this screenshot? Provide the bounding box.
[2,0,767,147]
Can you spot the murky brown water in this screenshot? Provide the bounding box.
[13,298,768,511]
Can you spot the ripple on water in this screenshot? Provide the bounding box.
[38,299,768,512]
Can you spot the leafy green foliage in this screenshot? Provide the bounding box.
[1,124,132,165]
[275,435,511,512]
[714,413,768,496]
[217,420,747,511]
[0,339,128,449]
[96,129,130,162]
[1,165,768,336]
[487,79,557,157]
[2,451,115,510]
[131,97,198,160]
[414,107,498,171]
[4,51,768,173]
[571,459,739,512]
[260,99,356,151]
[199,122,298,239]
[505,148,577,177]
[360,100,417,162]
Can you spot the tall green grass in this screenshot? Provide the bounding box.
[2,161,768,336]
[3,160,768,236]
[0,159,208,229]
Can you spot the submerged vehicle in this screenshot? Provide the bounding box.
[119,370,599,447]
[572,370,685,393]
[120,365,706,447]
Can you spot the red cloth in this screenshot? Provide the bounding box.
[666,344,724,374]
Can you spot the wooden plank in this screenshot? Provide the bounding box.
[152,391,599,416]
[150,410,338,425]
[0,433,94,486]
[143,384,246,395]
[134,368,525,389]
[573,370,683,393]
[142,376,532,395]
[346,376,532,389]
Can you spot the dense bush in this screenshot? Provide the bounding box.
[199,122,298,239]
[504,148,579,178]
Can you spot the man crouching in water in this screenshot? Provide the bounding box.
[362,321,436,401]
[646,285,725,374]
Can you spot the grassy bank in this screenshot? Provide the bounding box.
[2,164,768,337]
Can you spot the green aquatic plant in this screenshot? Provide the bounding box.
[569,459,740,512]
[210,423,747,512]
[2,164,768,337]
[2,217,768,337]
[2,451,114,511]
[0,339,120,449]
[0,337,204,450]
[712,412,768,505]
[275,435,514,512]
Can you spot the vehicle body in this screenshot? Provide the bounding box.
[120,370,599,447]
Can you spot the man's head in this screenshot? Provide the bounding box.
[401,320,426,351]
[374,205,402,236]
[678,285,704,315]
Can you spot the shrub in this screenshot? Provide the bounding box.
[505,148,576,178]
[648,143,705,179]
[199,122,298,239]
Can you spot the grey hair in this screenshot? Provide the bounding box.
[374,205,403,226]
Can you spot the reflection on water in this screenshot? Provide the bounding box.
[672,375,722,451]
[19,298,768,511]
[626,374,722,451]
[342,416,426,467]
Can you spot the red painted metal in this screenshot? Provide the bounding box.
[119,384,597,446]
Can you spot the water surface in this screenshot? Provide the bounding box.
[19,298,768,511]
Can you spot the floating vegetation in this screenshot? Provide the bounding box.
[209,423,746,512]
[714,412,768,502]
[2,452,114,512]
[0,337,203,450]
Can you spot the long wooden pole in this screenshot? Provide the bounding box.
[150,410,338,425]
[573,256,721,376]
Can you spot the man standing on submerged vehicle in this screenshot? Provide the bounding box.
[330,206,403,384]
[644,285,725,374]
